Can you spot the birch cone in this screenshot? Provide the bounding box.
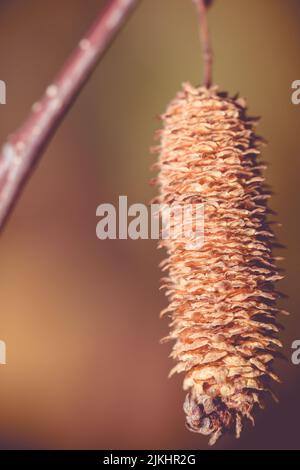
[155,83,284,445]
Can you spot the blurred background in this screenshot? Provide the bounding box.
[0,0,299,450]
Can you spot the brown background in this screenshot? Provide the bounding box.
[0,0,299,450]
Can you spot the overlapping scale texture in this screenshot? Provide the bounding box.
[155,83,284,445]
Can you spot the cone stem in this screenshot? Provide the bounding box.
[194,0,213,88]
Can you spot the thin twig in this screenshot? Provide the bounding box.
[0,0,139,231]
[193,0,213,88]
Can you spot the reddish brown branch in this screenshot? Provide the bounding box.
[0,0,139,231]
[193,0,213,88]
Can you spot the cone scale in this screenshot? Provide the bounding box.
[155,83,284,445]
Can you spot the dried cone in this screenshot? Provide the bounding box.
[155,83,284,445]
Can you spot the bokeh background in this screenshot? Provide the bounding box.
[0,0,299,450]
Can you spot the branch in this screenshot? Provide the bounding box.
[0,0,139,231]
[193,0,213,88]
